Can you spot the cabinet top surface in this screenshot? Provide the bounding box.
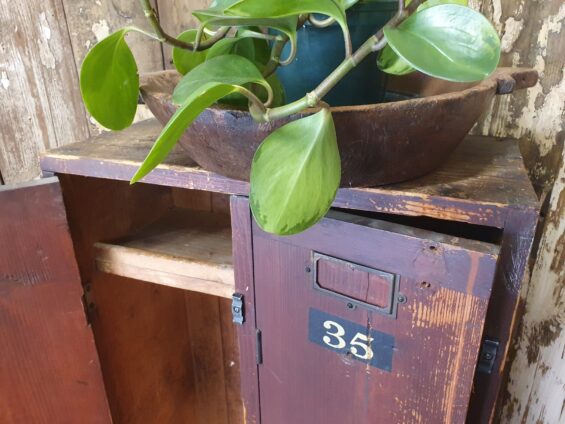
[41,119,538,228]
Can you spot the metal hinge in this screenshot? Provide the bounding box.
[82,283,96,325]
[256,329,263,365]
[477,338,500,374]
[231,293,245,325]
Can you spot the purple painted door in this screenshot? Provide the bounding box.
[252,210,499,424]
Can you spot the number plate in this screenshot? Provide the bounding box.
[308,308,395,372]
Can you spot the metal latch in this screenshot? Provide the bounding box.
[477,338,499,374]
[231,293,245,325]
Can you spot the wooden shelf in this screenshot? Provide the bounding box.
[41,118,539,228]
[94,210,234,298]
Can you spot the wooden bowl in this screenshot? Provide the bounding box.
[140,68,536,187]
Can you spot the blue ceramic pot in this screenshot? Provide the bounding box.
[275,0,398,106]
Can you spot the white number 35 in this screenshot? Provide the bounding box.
[322,320,374,360]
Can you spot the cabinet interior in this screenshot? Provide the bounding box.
[57,173,503,424]
[58,174,242,424]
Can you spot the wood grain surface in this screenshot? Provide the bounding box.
[0,178,111,423]
[250,206,498,423]
[41,119,539,229]
[0,0,91,183]
[58,174,242,424]
[94,209,235,298]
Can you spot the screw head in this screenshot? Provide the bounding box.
[305,266,312,273]
[346,302,356,310]
[397,294,407,304]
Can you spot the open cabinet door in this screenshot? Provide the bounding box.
[243,204,500,424]
[0,178,111,423]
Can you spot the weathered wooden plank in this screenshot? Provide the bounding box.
[61,0,163,74]
[471,0,565,194]
[0,178,111,423]
[40,119,539,228]
[467,207,539,423]
[230,196,261,424]
[60,0,164,131]
[0,0,91,183]
[93,209,235,298]
[185,292,230,424]
[156,0,210,69]
[499,153,565,424]
[218,297,245,424]
[466,2,565,421]
[89,273,200,424]
[251,210,494,424]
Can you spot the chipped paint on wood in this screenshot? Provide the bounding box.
[0,0,91,184]
[474,1,565,192]
[60,0,167,135]
[501,155,565,424]
[469,1,565,422]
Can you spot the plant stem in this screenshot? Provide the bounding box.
[238,29,283,42]
[139,0,229,51]
[261,0,425,122]
[262,14,310,78]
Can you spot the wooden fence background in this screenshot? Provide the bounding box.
[1,0,563,422]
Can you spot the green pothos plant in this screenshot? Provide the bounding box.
[80,0,501,235]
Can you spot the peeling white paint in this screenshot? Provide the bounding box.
[39,12,51,41]
[91,19,110,42]
[0,71,10,90]
[37,12,58,69]
[500,17,524,53]
[502,151,565,424]
[492,0,503,31]
[514,4,565,156]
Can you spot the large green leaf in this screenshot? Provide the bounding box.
[417,0,467,10]
[406,0,467,9]
[378,0,469,76]
[341,0,360,10]
[173,55,271,105]
[193,5,299,58]
[383,4,500,82]
[172,30,208,75]
[225,0,350,55]
[203,33,273,106]
[132,55,273,183]
[377,45,415,76]
[80,29,138,131]
[206,32,269,67]
[250,109,341,236]
[132,83,241,184]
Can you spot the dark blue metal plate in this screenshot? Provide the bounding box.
[308,308,395,372]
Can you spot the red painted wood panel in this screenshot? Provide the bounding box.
[251,208,498,424]
[0,178,111,423]
[231,196,261,424]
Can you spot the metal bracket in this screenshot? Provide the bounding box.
[231,293,245,325]
[256,329,263,365]
[477,338,499,374]
[82,283,96,325]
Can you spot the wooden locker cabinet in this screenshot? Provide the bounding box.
[11,118,539,423]
[237,205,500,423]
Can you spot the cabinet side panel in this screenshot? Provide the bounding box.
[90,273,198,424]
[231,196,261,424]
[0,179,111,423]
[468,208,539,423]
